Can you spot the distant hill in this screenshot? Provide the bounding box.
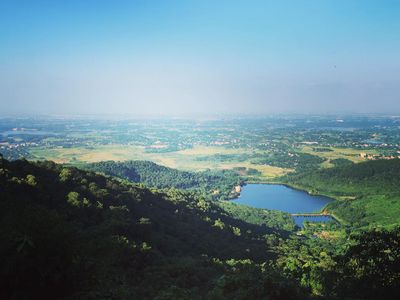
[84,160,242,200]
[285,159,400,226]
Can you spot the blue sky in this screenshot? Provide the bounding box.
[1,0,400,115]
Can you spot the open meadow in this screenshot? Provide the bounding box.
[30,144,291,179]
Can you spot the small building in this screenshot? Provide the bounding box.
[234,185,241,193]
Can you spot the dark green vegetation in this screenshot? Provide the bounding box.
[2,116,400,299]
[84,160,242,200]
[194,152,326,173]
[1,156,400,299]
[276,226,400,299]
[217,200,295,231]
[285,159,400,227]
[0,157,297,299]
[251,152,326,172]
[330,158,354,168]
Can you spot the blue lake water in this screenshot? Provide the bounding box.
[232,184,335,227]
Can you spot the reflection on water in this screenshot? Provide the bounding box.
[233,184,332,213]
[232,184,335,227]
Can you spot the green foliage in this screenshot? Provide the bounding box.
[285,159,400,226]
[66,191,80,206]
[25,174,37,186]
[247,168,262,176]
[232,226,241,236]
[330,158,353,168]
[66,191,90,207]
[313,147,334,152]
[2,157,400,299]
[59,168,72,182]
[251,152,325,172]
[217,200,296,232]
[213,218,226,230]
[85,160,242,200]
[0,158,301,299]
[208,259,304,300]
[334,228,400,299]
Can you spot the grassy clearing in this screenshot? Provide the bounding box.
[30,145,145,164]
[218,162,291,179]
[29,144,290,178]
[176,145,254,156]
[300,146,378,163]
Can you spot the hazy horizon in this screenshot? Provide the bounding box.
[1,0,400,115]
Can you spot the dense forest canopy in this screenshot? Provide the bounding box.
[1,156,400,299]
[84,160,242,200]
[0,157,296,298]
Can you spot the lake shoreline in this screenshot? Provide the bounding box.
[231,183,340,227]
[232,183,333,212]
[241,181,336,207]
[247,179,344,204]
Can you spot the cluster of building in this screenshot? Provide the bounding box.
[359,153,400,160]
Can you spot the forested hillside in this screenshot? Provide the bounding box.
[285,159,400,226]
[1,156,400,299]
[84,160,242,200]
[0,157,299,299]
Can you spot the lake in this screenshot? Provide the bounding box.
[232,184,335,227]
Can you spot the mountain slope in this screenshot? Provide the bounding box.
[0,157,299,299]
[2,157,400,299]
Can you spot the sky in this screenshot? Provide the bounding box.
[1,0,400,116]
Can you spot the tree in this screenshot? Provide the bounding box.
[26,174,37,186]
[59,168,72,182]
[66,191,81,207]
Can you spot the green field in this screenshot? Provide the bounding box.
[300,146,378,166]
[30,144,381,180]
[30,144,291,179]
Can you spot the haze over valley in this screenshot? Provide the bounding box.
[1,1,400,299]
